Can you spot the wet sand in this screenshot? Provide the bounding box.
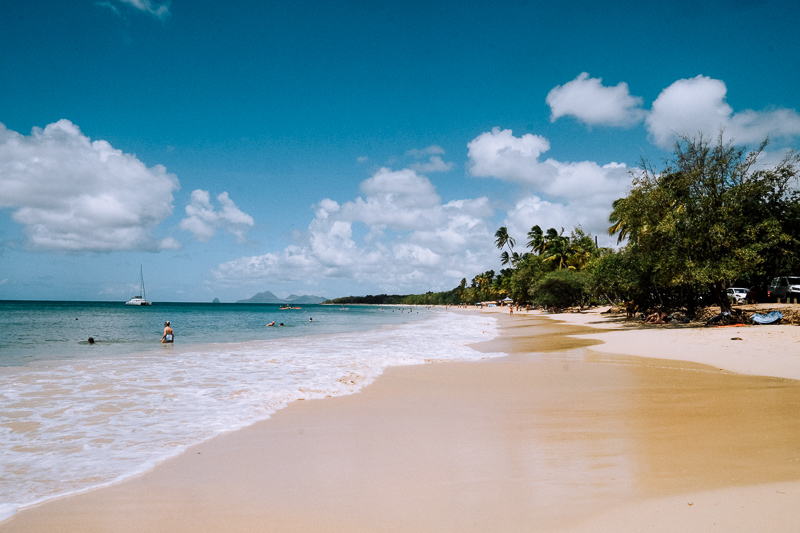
[3,311,800,532]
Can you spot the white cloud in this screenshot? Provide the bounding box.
[547,72,645,127]
[646,76,731,147]
[546,73,800,149]
[99,0,170,20]
[212,168,496,292]
[212,129,640,294]
[468,128,630,243]
[646,75,800,148]
[468,128,629,198]
[0,120,179,252]
[467,127,552,185]
[179,190,254,242]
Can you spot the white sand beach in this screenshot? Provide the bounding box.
[3,307,800,532]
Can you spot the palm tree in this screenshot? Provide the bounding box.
[495,226,515,251]
[541,232,571,270]
[472,270,495,300]
[496,226,518,266]
[608,198,630,244]
[527,225,545,254]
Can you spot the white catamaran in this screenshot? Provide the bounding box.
[126,265,152,306]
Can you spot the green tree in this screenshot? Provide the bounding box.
[609,134,800,312]
[530,270,589,309]
[471,270,496,301]
[526,225,545,254]
[508,253,547,303]
[496,226,522,266]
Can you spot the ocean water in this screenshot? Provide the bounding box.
[0,301,500,522]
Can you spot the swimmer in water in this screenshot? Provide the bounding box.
[161,321,174,343]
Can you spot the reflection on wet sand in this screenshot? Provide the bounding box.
[477,314,800,516]
[4,312,800,532]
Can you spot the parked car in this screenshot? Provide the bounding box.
[726,287,749,304]
[767,276,800,302]
[746,285,767,303]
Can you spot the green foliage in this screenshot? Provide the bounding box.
[530,270,589,309]
[491,224,601,305]
[586,248,639,302]
[333,290,462,305]
[609,134,800,311]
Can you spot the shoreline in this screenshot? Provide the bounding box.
[0,309,500,525]
[3,309,800,531]
[531,306,800,381]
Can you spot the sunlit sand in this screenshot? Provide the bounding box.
[3,309,800,532]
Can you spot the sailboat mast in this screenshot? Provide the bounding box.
[140,265,146,301]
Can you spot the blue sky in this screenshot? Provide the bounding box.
[2,0,800,302]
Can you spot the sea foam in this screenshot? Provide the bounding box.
[0,310,500,520]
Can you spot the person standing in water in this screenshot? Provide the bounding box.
[161,321,174,343]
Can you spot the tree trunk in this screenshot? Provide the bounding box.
[714,281,732,313]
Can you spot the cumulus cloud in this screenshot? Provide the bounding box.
[646,76,731,147]
[467,128,552,184]
[644,75,800,148]
[98,0,170,20]
[212,168,496,291]
[179,190,254,242]
[546,73,800,149]
[468,128,630,243]
[468,128,629,198]
[0,120,180,252]
[547,72,645,127]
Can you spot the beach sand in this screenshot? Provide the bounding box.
[3,309,800,532]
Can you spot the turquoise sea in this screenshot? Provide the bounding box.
[0,301,500,522]
[0,301,439,366]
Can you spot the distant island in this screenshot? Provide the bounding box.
[212,298,221,304]
[236,291,328,304]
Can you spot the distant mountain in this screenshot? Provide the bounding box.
[236,291,284,304]
[212,298,221,304]
[236,291,327,304]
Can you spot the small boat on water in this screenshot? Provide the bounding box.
[126,265,152,306]
[279,305,301,310]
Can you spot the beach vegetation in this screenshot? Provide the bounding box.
[608,134,800,313]
[530,269,590,308]
[329,135,800,315]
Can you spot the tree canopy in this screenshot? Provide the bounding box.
[609,134,800,311]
